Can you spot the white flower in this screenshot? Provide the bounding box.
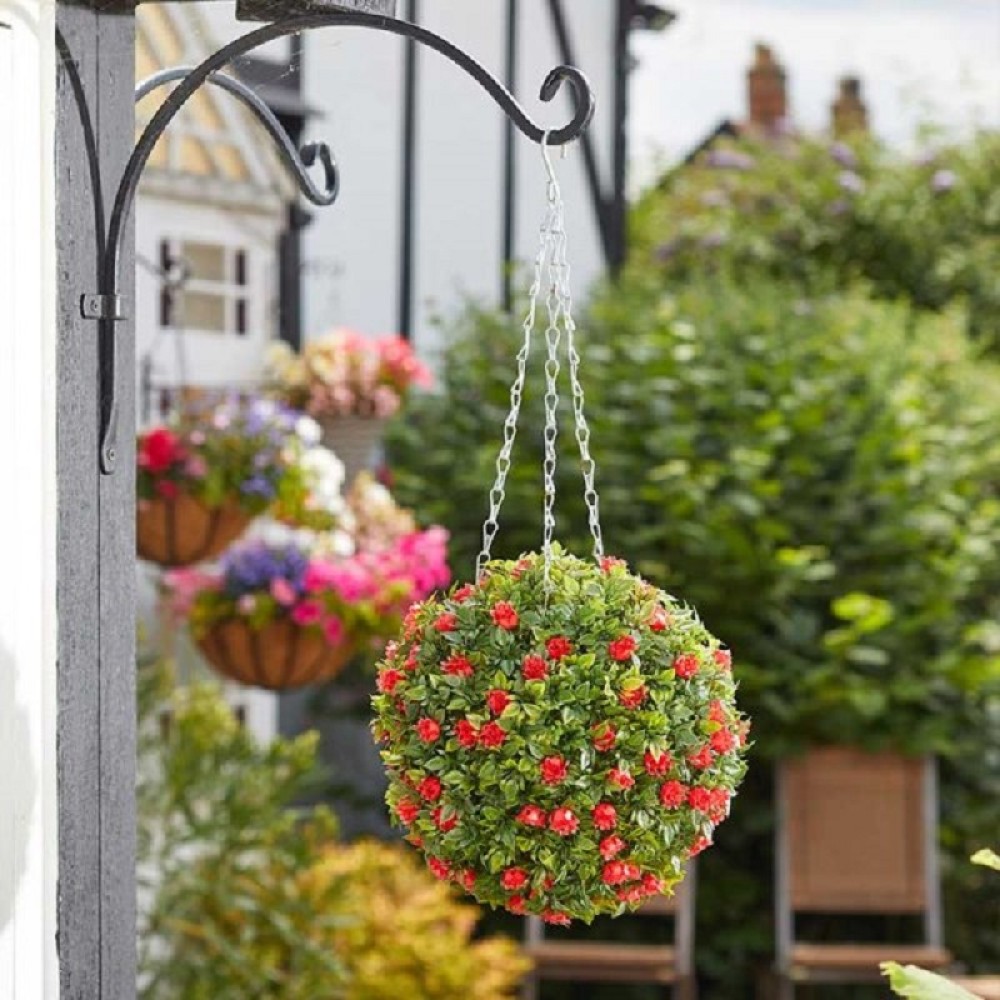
[249,518,318,551]
[296,415,322,446]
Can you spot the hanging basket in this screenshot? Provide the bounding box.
[196,617,354,691]
[319,415,386,485]
[372,141,749,924]
[136,491,251,567]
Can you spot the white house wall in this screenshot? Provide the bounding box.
[300,0,618,355]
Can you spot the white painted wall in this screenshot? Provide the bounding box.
[0,1,59,996]
[190,0,618,355]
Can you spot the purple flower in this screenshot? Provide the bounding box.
[655,238,684,263]
[931,168,957,194]
[706,148,755,171]
[699,230,728,250]
[838,170,865,195]
[241,474,276,499]
[829,141,857,168]
[221,540,309,598]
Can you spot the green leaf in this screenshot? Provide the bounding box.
[882,963,979,1000]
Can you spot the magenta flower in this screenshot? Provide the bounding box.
[270,578,296,606]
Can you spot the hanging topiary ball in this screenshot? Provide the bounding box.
[372,546,749,924]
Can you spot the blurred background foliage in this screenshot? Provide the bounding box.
[387,128,1000,993]
[137,663,528,999]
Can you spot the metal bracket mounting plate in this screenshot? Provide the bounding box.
[80,293,125,321]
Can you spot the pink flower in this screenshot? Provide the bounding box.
[291,600,323,626]
[270,578,296,606]
[714,649,733,670]
[600,835,627,859]
[649,607,671,632]
[542,910,571,926]
[184,455,208,479]
[322,616,344,644]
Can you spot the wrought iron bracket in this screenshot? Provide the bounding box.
[90,8,595,475]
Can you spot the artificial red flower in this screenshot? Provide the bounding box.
[687,787,713,813]
[459,869,476,891]
[406,834,423,848]
[140,427,184,473]
[601,861,628,885]
[403,604,422,640]
[617,885,645,904]
[452,584,476,603]
[479,721,507,748]
[689,836,712,858]
[442,653,474,677]
[599,835,627,859]
[516,805,548,828]
[607,768,635,790]
[542,910,571,926]
[642,873,663,895]
[659,781,687,809]
[501,867,528,891]
[431,806,458,832]
[416,717,441,743]
[609,635,638,661]
[487,689,512,715]
[540,756,569,785]
[714,648,732,670]
[546,636,573,660]
[600,556,626,572]
[549,808,579,836]
[396,798,420,824]
[710,728,737,754]
[619,684,647,709]
[455,719,479,748]
[673,653,699,679]
[404,644,421,671]
[688,746,714,770]
[644,750,672,776]
[383,640,399,662]
[648,606,671,632]
[542,877,556,890]
[621,862,641,882]
[377,668,404,694]
[591,723,617,752]
[428,857,451,880]
[491,601,519,630]
[592,803,618,831]
[522,654,548,680]
[708,700,727,724]
[433,612,458,632]
[506,895,527,915]
[418,776,442,802]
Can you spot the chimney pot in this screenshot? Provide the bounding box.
[832,75,868,136]
[747,43,788,132]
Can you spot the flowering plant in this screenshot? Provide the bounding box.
[372,547,749,924]
[169,525,451,653]
[137,396,343,527]
[265,329,433,420]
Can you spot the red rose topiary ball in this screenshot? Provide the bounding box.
[372,546,749,923]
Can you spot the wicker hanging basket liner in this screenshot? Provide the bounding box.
[196,617,354,691]
[137,491,251,567]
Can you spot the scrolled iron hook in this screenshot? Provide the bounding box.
[94,10,596,473]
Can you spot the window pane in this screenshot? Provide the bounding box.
[181,241,227,282]
[181,291,227,332]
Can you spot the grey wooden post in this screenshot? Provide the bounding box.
[55,3,136,995]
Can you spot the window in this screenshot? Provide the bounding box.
[159,238,250,335]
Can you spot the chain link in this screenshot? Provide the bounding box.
[475,135,605,579]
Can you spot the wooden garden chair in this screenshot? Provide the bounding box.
[774,747,951,999]
[522,871,696,1000]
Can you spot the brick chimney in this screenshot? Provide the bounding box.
[746,43,787,132]
[831,76,868,136]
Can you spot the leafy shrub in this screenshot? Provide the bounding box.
[137,664,527,999]
[386,277,1000,989]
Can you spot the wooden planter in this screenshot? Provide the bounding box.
[319,415,386,484]
[196,617,353,691]
[136,491,251,567]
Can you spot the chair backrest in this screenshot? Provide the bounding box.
[525,865,696,977]
[775,747,943,962]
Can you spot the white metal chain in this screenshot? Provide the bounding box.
[475,135,605,580]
